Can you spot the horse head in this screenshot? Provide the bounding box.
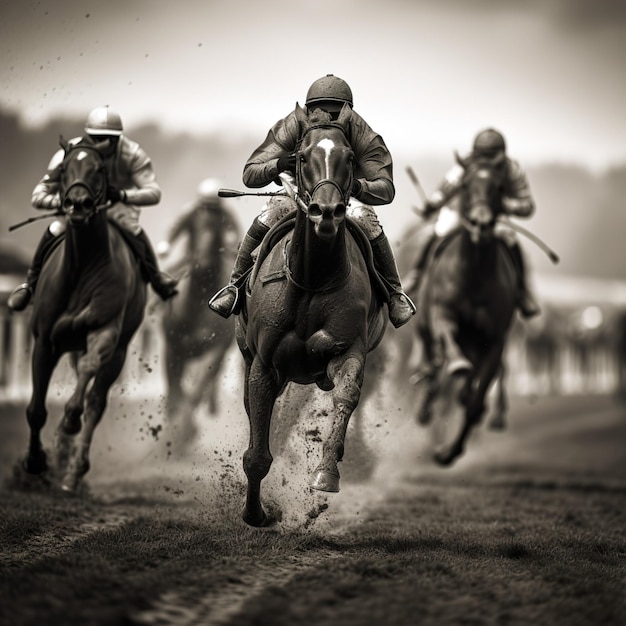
[59,137,108,227]
[455,151,507,243]
[294,103,354,241]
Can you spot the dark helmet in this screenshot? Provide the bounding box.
[472,128,506,156]
[305,74,353,107]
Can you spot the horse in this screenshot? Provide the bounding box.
[160,200,240,444]
[412,152,519,466]
[234,104,387,526]
[20,138,147,492]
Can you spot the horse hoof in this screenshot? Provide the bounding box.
[242,508,271,528]
[310,470,340,493]
[433,446,461,467]
[22,450,48,475]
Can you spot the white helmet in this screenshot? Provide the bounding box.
[197,178,221,202]
[85,106,123,136]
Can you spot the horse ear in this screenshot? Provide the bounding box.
[294,102,308,125]
[492,151,506,168]
[336,102,351,127]
[59,135,69,151]
[454,150,469,169]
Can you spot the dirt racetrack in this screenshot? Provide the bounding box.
[1,370,625,626]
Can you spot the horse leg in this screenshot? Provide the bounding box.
[311,351,365,493]
[432,368,473,466]
[242,356,278,527]
[488,364,508,430]
[23,339,60,475]
[56,327,118,485]
[432,309,472,375]
[163,344,186,421]
[194,342,230,416]
[61,346,127,493]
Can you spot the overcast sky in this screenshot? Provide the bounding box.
[1,0,625,171]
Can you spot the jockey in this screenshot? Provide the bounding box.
[158,178,240,258]
[209,74,416,328]
[405,128,541,319]
[7,106,178,312]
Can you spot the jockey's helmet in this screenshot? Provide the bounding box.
[85,106,124,136]
[306,74,353,107]
[197,178,221,203]
[473,128,506,156]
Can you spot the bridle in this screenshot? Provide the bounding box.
[60,143,109,219]
[295,122,353,209]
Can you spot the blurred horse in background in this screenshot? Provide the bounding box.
[411,153,519,466]
[159,187,240,447]
[235,105,387,526]
[19,138,147,492]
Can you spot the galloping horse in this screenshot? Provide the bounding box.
[413,153,518,466]
[161,201,240,441]
[21,138,147,492]
[235,104,387,526]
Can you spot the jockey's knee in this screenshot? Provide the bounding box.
[258,195,296,228]
[49,219,66,236]
[347,203,382,239]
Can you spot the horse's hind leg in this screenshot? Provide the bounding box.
[23,340,60,475]
[311,352,365,493]
[61,346,127,493]
[242,357,278,527]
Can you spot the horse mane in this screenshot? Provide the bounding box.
[307,108,334,125]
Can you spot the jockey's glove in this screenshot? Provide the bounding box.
[107,186,126,204]
[277,153,297,174]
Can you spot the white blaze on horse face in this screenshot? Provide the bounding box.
[317,138,335,178]
[76,151,89,161]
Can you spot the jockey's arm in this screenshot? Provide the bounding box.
[243,114,300,188]
[351,130,395,205]
[427,163,464,211]
[31,149,64,210]
[502,159,535,218]
[120,143,161,206]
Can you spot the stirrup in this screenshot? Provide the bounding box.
[208,284,240,318]
[388,292,416,329]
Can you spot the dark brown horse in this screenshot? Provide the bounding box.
[20,139,147,492]
[160,201,240,443]
[235,105,387,526]
[413,153,518,466]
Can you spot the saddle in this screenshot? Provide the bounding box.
[240,210,389,303]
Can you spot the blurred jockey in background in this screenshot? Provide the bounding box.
[156,177,240,264]
[8,106,178,312]
[209,74,416,329]
[404,127,541,319]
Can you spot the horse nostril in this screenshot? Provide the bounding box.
[308,205,322,219]
[83,198,94,210]
[334,204,346,219]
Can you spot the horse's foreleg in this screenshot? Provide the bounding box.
[431,309,471,375]
[24,340,60,474]
[242,356,277,527]
[488,363,508,430]
[61,346,127,493]
[311,353,365,493]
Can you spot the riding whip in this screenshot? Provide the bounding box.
[8,211,64,232]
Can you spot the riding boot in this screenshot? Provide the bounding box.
[370,232,416,328]
[7,227,58,312]
[509,242,541,318]
[132,230,179,300]
[208,217,270,318]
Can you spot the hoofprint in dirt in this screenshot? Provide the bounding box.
[1,393,625,626]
